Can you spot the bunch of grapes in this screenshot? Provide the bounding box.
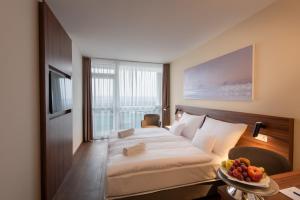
[227,159,251,182]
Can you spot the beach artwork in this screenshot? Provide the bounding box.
[184,45,253,101]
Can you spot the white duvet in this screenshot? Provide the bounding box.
[107,128,213,177]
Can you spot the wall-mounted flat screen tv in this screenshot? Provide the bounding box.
[49,69,72,114]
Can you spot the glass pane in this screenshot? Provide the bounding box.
[91,59,163,139]
[91,59,116,139]
[92,109,113,139]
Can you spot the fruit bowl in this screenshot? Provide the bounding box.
[217,168,279,199]
[220,158,270,188]
[220,167,270,188]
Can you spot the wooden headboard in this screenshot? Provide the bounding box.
[175,105,294,166]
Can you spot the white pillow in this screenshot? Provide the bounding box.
[179,112,206,139]
[179,112,202,122]
[192,129,216,153]
[200,117,247,157]
[169,121,185,136]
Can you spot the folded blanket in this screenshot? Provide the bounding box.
[118,128,134,138]
[123,143,145,156]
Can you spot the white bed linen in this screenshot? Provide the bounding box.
[106,128,222,198]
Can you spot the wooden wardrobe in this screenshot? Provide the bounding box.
[39,2,73,200]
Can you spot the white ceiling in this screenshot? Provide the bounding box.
[47,0,276,63]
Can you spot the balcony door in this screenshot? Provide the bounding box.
[92,59,162,139]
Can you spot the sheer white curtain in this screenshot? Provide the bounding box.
[92,59,162,139]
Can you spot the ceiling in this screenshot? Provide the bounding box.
[47,0,276,63]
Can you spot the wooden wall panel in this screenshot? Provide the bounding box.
[175,105,294,166]
[39,2,73,200]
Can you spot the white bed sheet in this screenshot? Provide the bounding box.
[106,128,222,198]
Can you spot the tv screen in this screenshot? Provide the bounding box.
[49,70,72,114]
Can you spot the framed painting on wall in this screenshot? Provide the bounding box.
[184,45,254,101]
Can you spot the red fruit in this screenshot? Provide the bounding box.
[241,165,248,171]
[248,166,263,182]
[237,167,242,172]
[242,171,248,178]
[234,159,240,165]
[232,169,242,178]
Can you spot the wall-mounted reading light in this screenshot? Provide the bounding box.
[252,122,266,137]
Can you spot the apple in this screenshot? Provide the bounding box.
[247,166,263,182]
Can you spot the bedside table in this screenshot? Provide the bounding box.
[218,170,300,200]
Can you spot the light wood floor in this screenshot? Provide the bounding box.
[54,140,108,200]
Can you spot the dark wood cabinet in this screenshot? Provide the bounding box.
[39,2,73,200]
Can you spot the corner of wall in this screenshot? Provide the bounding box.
[72,42,83,154]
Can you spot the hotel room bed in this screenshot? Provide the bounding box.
[106,128,223,199]
[105,105,294,200]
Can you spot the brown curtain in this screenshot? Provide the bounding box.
[162,63,170,127]
[82,57,93,142]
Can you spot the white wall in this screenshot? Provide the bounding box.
[72,42,83,154]
[170,0,300,169]
[0,0,40,199]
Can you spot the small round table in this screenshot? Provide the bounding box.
[217,169,279,200]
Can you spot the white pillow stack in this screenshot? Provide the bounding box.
[169,120,185,136]
[195,117,247,156]
[179,112,206,139]
[192,129,216,153]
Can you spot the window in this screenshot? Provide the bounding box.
[91,59,162,139]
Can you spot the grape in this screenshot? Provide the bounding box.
[237,174,244,181]
[245,177,251,182]
[241,165,248,171]
[232,169,240,177]
[237,167,242,172]
[242,172,248,177]
[228,171,233,176]
[235,159,240,164]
